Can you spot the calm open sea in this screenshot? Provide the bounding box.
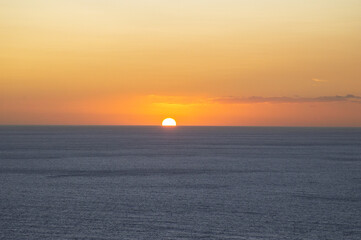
[0,126,360,239]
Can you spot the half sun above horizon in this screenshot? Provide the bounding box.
[162,118,177,127]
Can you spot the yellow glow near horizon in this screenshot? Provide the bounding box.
[162,118,177,127]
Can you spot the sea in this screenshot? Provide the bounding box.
[0,126,360,240]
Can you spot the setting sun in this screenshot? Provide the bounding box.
[162,118,177,127]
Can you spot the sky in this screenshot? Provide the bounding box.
[1,0,361,126]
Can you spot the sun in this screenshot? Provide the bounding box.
[162,118,177,127]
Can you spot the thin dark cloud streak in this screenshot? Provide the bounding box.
[213,95,361,104]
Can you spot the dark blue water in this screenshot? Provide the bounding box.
[1,126,360,239]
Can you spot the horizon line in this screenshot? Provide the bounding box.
[0,124,360,128]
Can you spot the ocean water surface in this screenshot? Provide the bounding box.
[0,126,360,239]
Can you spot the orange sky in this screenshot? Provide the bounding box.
[1,0,361,126]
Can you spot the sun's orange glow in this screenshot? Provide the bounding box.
[0,1,360,126]
[162,118,177,127]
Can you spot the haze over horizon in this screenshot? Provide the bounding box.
[1,0,361,126]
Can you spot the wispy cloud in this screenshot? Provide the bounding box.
[146,95,206,105]
[312,78,328,83]
[213,95,361,104]
[146,94,361,105]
